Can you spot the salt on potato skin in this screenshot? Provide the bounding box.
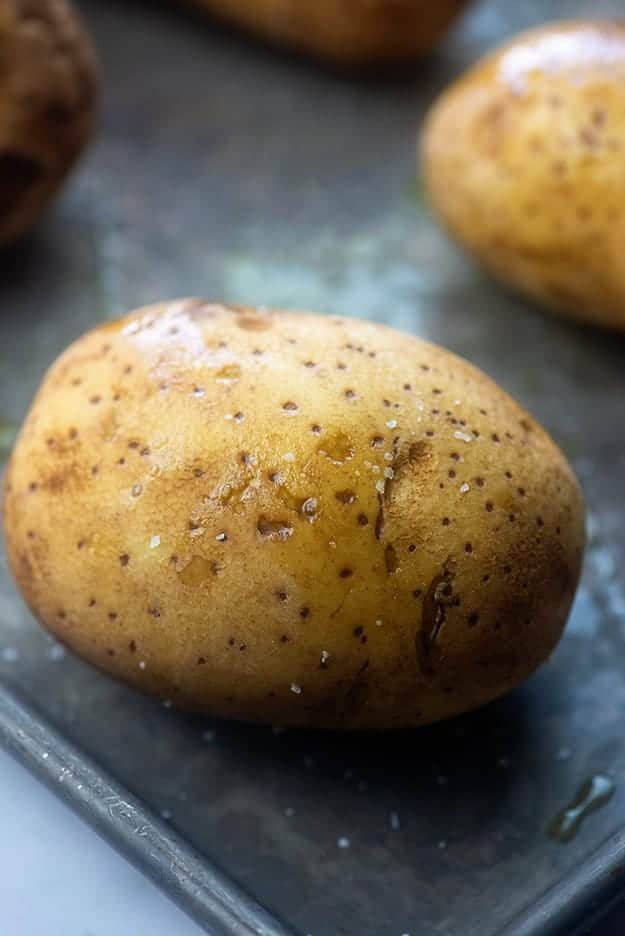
[422,20,625,331]
[3,300,585,729]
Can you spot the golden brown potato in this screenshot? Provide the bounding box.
[188,0,468,66]
[3,301,585,729]
[421,20,625,331]
[0,0,97,246]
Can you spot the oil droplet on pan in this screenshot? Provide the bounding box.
[548,774,615,843]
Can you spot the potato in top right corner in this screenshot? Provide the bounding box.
[420,19,625,332]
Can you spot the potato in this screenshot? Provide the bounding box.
[187,0,468,66]
[2,300,585,729]
[421,20,625,331]
[0,0,97,246]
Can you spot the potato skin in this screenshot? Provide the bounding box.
[188,0,468,66]
[2,301,585,729]
[422,20,625,331]
[0,0,97,246]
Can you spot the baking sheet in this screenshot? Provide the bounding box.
[1,1,625,934]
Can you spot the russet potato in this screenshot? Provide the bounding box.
[422,20,625,330]
[188,0,468,66]
[0,0,97,246]
[2,301,585,729]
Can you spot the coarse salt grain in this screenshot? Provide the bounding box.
[302,497,318,516]
[149,534,161,549]
[46,643,66,661]
[290,683,302,694]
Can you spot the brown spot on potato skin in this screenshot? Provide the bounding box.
[417,559,456,676]
[408,440,432,465]
[384,543,399,574]
[236,313,272,331]
[374,492,385,541]
[40,463,82,495]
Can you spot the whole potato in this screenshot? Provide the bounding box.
[0,0,97,246]
[2,301,585,729]
[422,20,625,331]
[187,0,468,66]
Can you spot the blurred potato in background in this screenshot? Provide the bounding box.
[422,20,625,331]
[186,0,469,66]
[0,0,97,246]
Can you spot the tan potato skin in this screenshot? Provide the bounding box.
[0,0,97,246]
[422,20,625,331]
[188,0,468,66]
[2,301,585,729]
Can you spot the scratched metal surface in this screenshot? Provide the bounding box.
[1,1,625,934]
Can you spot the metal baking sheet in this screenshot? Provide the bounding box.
[1,1,625,934]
